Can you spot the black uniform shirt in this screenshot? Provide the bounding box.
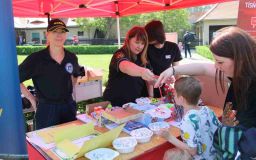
[103,48,146,106]
[224,80,256,128]
[147,41,182,75]
[19,47,79,102]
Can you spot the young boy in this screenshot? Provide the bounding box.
[159,77,221,160]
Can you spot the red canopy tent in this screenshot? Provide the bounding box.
[0,0,236,158]
[13,0,234,18]
[12,0,235,46]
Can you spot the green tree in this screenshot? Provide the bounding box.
[160,10,191,39]
[120,9,191,39]
[102,18,116,39]
[76,18,96,39]
[76,18,116,39]
[76,9,191,40]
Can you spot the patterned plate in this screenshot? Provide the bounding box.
[145,105,171,119]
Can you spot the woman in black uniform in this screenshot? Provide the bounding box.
[103,26,155,106]
[19,19,81,129]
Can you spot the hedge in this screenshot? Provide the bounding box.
[16,45,118,55]
[195,45,213,60]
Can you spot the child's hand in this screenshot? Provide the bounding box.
[156,128,170,140]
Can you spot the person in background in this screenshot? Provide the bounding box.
[19,35,23,45]
[155,26,256,159]
[145,20,182,98]
[19,19,83,130]
[103,26,155,106]
[159,77,221,160]
[72,35,79,45]
[183,31,192,58]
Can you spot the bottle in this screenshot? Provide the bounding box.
[95,106,104,127]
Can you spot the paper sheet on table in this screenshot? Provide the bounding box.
[76,123,125,158]
[36,124,77,143]
[54,123,95,143]
[56,139,80,158]
[36,123,95,144]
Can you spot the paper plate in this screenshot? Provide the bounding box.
[135,97,151,105]
[145,105,171,119]
[124,102,157,112]
[85,148,119,160]
[148,121,170,133]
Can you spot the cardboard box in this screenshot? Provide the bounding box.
[73,80,102,102]
[87,69,103,81]
[77,68,103,83]
[85,101,110,114]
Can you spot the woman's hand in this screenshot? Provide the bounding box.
[166,76,176,84]
[154,67,174,88]
[222,102,239,126]
[140,68,155,82]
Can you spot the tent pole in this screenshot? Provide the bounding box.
[117,16,121,48]
[0,0,27,158]
[45,12,50,23]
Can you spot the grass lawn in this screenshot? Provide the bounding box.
[17,54,112,87]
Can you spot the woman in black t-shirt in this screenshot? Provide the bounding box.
[103,26,155,106]
[155,26,256,129]
[145,20,182,98]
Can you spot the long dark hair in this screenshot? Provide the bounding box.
[210,26,256,110]
[123,26,148,66]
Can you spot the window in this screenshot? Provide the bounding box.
[32,32,40,44]
[78,31,84,36]
[43,31,46,39]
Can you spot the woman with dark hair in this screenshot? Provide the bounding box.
[103,26,155,106]
[155,26,256,128]
[145,20,182,98]
[155,26,256,159]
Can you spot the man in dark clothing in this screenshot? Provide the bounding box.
[145,20,182,98]
[183,31,194,58]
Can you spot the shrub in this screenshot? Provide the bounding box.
[17,46,46,55]
[195,45,213,60]
[16,45,118,55]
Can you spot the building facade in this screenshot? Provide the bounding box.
[195,1,239,45]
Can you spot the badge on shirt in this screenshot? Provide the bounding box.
[115,52,125,59]
[65,63,73,74]
[165,55,171,59]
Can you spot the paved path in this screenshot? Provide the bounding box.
[180,49,212,64]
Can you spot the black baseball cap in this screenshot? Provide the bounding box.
[47,19,69,32]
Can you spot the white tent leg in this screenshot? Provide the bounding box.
[117,16,121,48]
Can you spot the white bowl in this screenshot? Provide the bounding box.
[112,137,137,154]
[85,148,119,160]
[148,121,170,134]
[130,127,153,143]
